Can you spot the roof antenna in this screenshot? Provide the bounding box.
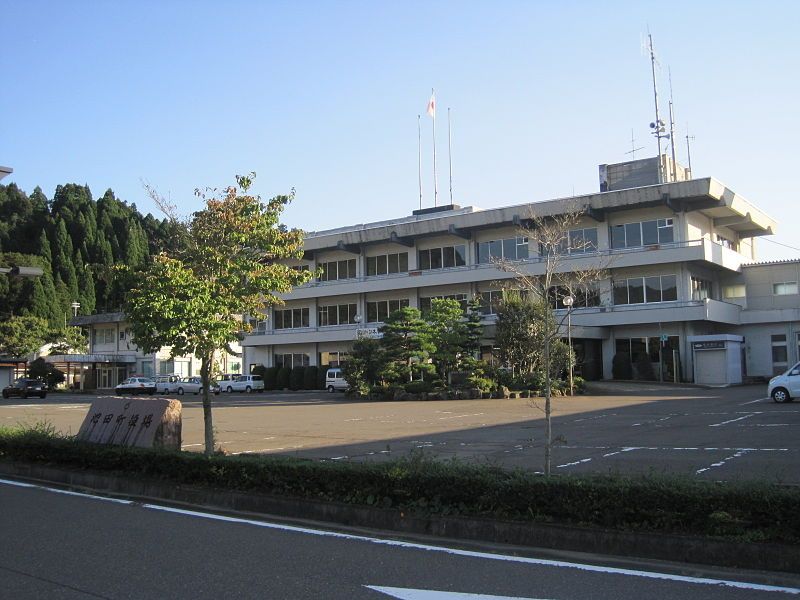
[685,123,695,178]
[646,32,670,182]
[625,128,645,159]
[668,67,678,181]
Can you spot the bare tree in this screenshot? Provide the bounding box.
[494,205,610,475]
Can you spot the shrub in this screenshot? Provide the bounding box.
[612,352,633,379]
[404,380,434,394]
[276,367,291,390]
[28,357,65,389]
[250,364,266,379]
[263,367,279,391]
[289,367,305,391]
[317,365,328,390]
[635,354,656,381]
[303,366,318,390]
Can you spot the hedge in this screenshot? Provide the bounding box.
[263,367,279,391]
[1,425,798,544]
[289,367,305,391]
[276,367,290,390]
[303,366,319,391]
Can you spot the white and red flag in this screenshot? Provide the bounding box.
[426,92,436,118]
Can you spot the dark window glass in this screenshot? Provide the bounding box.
[478,242,489,264]
[399,253,408,272]
[584,228,598,250]
[661,275,677,301]
[615,339,631,355]
[613,280,629,305]
[401,299,409,309]
[611,225,626,249]
[274,310,284,329]
[503,238,516,260]
[318,308,327,326]
[772,334,787,342]
[378,301,389,321]
[388,253,399,273]
[349,304,357,323]
[645,276,662,303]
[348,260,357,278]
[430,247,442,269]
[419,250,431,270]
[642,220,659,246]
[367,256,377,276]
[338,304,348,324]
[628,278,645,304]
[773,346,788,363]
[377,255,387,275]
[489,240,502,259]
[658,221,674,244]
[454,245,466,265]
[516,239,529,259]
[630,338,647,362]
[443,246,455,268]
[367,302,378,322]
[569,230,584,253]
[625,223,642,247]
[420,298,431,313]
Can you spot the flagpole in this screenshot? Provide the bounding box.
[448,107,453,205]
[431,88,438,207]
[417,115,423,211]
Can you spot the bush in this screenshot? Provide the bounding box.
[303,366,318,390]
[612,352,633,379]
[3,426,797,544]
[263,367,279,391]
[250,364,266,379]
[289,367,305,391]
[404,380,434,394]
[317,365,328,390]
[635,354,656,381]
[276,367,290,390]
[28,357,65,389]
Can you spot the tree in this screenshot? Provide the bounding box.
[427,298,482,384]
[341,337,387,393]
[380,306,435,383]
[0,316,50,358]
[124,174,312,454]
[28,357,65,388]
[494,207,609,475]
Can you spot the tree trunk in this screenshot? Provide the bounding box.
[200,353,215,455]
[544,336,552,476]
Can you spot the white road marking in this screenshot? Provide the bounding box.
[2,478,794,594]
[696,449,750,474]
[556,458,592,469]
[709,413,758,427]
[181,443,203,448]
[741,398,769,405]
[366,586,548,599]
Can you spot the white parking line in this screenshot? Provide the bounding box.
[740,397,769,405]
[709,413,758,427]
[696,449,750,475]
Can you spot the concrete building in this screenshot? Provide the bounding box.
[232,156,793,384]
[47,312,242,390]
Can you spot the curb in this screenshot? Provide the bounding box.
[2,461,798,575]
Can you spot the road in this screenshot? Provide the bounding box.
[1,478,797,599]
[2,383,799,482]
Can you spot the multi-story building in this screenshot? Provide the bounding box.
[47,312,243,390]
[233,156,793,384]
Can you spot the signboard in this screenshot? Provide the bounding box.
[692,341,725,350]
[356,327,383,340]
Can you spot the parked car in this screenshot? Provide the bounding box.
[2,378,47,399]
[179,376,221,396]
[325,368,349,393]
[115,377,156,395]
[768,361,800,403]
[155,374,181,394]
[224,374,264,393]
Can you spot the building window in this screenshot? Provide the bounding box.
[274,353,310,369]
[274,307,310,329]
[610,218,674,249]
[480,290,504,315]
[723,284,746,299]
[715,234,737,250]
[366,252,408,276]
[616,336,680,380]
[773,282,798,296]
[566,228,598,254]
[547,285,600,309]
[613,275,677,305]
[419,294,469,314]
[94,327,115,345]
[419,245,466,270]
[320,351,349,367]
[366,299,410,323]
[691,277,712,301]
[318,303,358,326]
[772,334,788,375]
[477,237,528,263]
[319,259,357,281]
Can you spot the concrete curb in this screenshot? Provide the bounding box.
[2,461,798,575]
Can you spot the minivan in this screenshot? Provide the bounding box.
[325,368,349,393]
[224,374,265,393]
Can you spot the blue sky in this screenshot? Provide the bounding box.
[3,0,799,260]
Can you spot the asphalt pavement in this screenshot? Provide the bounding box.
[1,479,797,599]
[1,383,798,482]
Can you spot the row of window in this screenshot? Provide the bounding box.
[318,303,358,326]
[723,281,799,299]
[613,275,678,305]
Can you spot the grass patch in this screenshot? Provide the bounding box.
[0,424,797,544]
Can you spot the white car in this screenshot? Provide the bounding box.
[115,377,156,395]
[155,374,181,394]
[224,374,265,393]
[325,368,349,393]
[173,377,203,396]
[768,361,800,403]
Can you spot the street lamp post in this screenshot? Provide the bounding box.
[562,295,574,396]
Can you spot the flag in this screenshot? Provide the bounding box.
[426,92,435,118]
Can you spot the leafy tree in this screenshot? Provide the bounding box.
[380,306,435,383]
[124,174,312,454]
[427,298,482,384]
[28,357,65,388]
[0,316,49,357]
[341,337,387,392]
[47,326,89,355]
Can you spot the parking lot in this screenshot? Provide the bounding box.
[1,382,798,483]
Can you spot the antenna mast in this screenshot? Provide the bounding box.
[685,124,695,178]
[647,34,668,182]
[668,68,678,181]
[625,128,645,159]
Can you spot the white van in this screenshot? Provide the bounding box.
[224,374,265,393]
[155,374,181,394]
[325,368,349,393]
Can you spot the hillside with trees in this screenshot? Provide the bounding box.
[0,182,174,326]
